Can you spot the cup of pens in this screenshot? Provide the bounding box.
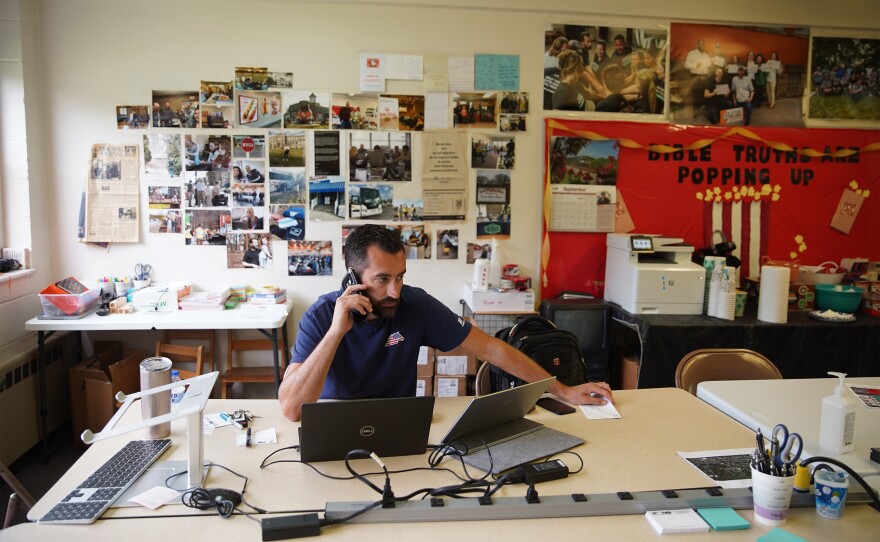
[751,424,802,526]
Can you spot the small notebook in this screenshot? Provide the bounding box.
[644,509,710,535]
[696,507,750,531]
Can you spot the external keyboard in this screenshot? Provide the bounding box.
[39,438,172,524]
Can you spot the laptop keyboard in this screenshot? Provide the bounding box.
[39,439,171,524]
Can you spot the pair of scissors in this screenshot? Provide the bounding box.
[135,263,152,281]
[770,423,803,476]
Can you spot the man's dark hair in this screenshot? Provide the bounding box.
[613,34,625,42]
[344,224,404,273]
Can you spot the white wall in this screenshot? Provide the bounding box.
[15,0,879,355]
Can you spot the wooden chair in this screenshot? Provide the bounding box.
[220,331,285,399]
[154,341,204,380]
[1,460,36,528]
[162,330,216,374]
[475,362,492,396]
[675,348,783,396]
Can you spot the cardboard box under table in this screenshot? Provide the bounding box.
[68,343,145,444]
[434,375,468,397]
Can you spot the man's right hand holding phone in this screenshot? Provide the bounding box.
[334,282,371,331]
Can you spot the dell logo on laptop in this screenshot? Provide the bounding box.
[359,426,375,437]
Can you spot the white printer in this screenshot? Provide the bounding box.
[605,233,705,314]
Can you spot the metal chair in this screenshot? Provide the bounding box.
[675,348,783,396]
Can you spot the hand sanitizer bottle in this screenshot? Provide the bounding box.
[818,372,856,454]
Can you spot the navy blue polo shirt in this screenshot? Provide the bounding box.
[292,285,472,399]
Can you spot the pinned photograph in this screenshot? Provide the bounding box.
[378,96,399,130]
[288,241,333,276]
[230,160,265,184]
[543,24,668,114]
[116,105,149,130]
[477,203,511,238]
[471,135,516,170]
[476,171,511,204]
[231,206,265,231]
[147,186,182,209]
[149,209,182,234]
[233,135,266,159]
[184,171,230,208]
[436,229,459,260]
[498,92,529,114]
[809,36,880,121]
[283,91,330,129]
[350,184,393,220]
[152,90,200,128]
[332,93,378,130]
[466,242,493,264]
[392,198,423,221]
[269,204,306,240]
[380,94,425,131]
[389,225,431,259]
[308,176,345,221]
[201,104,233,128]
[143,133,182,183]
[227,233,273,269]
[237,91,282,128]
[183,210,231,245]
[184,134,231,172]
[499,114,526,132]
[234,67,269,91]
[231,183,265,208]
[349,131,412,182]
[268,130,305,167]
[453,93,496,128]
[267,71,294,88]
[200,81,233,105]
[669,23,809,127]
[269,168,306,204]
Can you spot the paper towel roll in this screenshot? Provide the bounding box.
[758,265,790,323]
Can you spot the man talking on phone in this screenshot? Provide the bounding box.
[279,225,612,422]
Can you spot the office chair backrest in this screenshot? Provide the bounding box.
[155,341,204,380]
[675,348,783,396]
[475,362,491,396]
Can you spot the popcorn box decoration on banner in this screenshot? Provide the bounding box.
[831,183,870,235]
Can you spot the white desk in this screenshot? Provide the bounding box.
[697,377,880,475]
[6,391,878,541]
[24,302,292,461]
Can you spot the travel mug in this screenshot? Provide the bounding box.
[140,357,172,438]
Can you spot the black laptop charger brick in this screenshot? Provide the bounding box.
[262,513,321,540]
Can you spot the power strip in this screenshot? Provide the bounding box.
[325,487,876,524]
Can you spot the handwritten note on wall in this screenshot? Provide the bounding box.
[474,54,520,91]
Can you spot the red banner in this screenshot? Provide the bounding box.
[542,119,880,298]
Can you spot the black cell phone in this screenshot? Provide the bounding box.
[536,397,576,415]
[341,267,367,326]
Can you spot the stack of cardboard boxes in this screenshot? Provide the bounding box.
[416,345,478,397]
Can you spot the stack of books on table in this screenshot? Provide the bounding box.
[179,289,230,311]
[250,286,287,305]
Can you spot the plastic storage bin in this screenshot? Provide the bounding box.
[38,288,100,317]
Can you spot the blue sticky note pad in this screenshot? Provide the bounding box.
[757,527,808,542]
[474,54,520,90]
[696,507,750,530]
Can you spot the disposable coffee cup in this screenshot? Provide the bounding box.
[735,289,747,317]
[815,470,849,519]
[140,357,172,438]
[751,467,795,526]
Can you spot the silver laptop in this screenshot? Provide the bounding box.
[299,396,435,462]
[439,377,584,473]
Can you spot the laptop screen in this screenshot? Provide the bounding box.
[299,396,435,462]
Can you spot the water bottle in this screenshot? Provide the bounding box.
[170,370,185,404]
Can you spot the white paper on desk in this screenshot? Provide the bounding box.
[237,428,278,446]
[204,412,232,429]
[677,448,754,488]
[129,486,181,510]
[579,402,621,420]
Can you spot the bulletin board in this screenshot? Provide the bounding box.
[541,119,880,298]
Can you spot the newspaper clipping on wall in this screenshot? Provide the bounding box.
[86,143,140,242]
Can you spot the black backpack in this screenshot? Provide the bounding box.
[489,315,586,391]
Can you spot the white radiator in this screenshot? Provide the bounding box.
[0,332,76,465]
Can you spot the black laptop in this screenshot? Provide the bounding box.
[298,396,435,462]
[439,377,584,473]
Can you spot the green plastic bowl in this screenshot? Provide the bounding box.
[815,284,864,313]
